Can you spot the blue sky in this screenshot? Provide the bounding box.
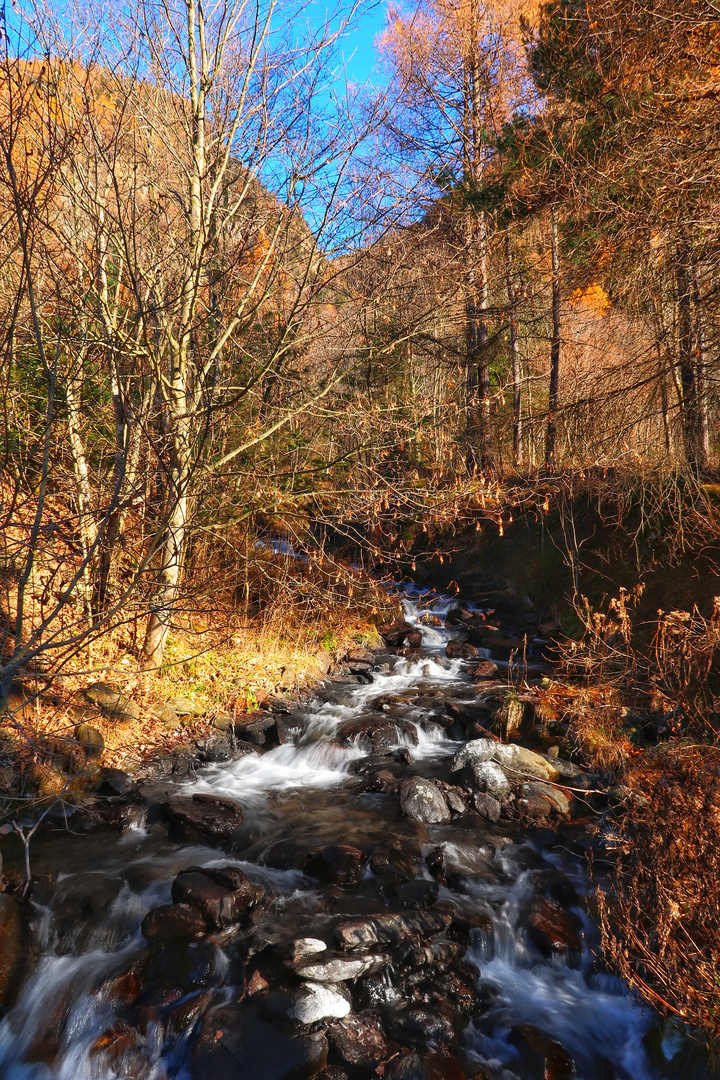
[327,0,389,90]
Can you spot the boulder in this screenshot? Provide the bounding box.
[339,717,417,753]
[387,880,439,910]
[386,1007,454,1047]
[445,640,479,660]
[161,793,243,845]
[83,682,139,721]
[98,768,134,796]
[0,894,29,1009]
[151,704,179,725]
[526,896,582,957]
[472,660,499,679]
[334,911,452,951]
[191,1004,328,1080]
[473,792,502,822]
[171,866,261,930]
[328,1012,387,1069]
[294,953,388,983]
[74,723,105,759]
[303,845,365,886]
[399,777,450,824]
[492,743,559,782]
[520,781,570,816]
[141,903,207,944]
[470,761,511,797]
[289,982,352,1023]
[379,622,422,648]
[451,738,497,772]
[167,697,205,717]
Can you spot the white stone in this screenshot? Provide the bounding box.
[291,937,328,961]
[451,738,497,772]
[473,760,511,796]
[297,954,386,983]
[289,983,352,1023]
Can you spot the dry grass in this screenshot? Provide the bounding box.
[597,747,720,1043]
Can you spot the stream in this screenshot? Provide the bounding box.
[0,588,672,1080]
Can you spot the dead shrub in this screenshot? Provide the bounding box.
[597,747,720,1040]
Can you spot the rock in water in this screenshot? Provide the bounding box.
[161,793,243,844]
[303,845,365,885]
[399,777,450,824]
[289,983,352,1023]
[471,761,511,796]
[141,903,207,944]
[171,866,261,929]
[451,738,497,772]
[191,1004,328,1080]
[520,781,570,816]
[445,640,479,660]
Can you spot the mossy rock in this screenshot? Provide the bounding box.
[74,723,105,759]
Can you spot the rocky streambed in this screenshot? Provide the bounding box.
[0,587,685,1079]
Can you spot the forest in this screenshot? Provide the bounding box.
[1,0,720,1075]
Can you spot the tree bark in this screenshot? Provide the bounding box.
[545,209,561,472]
[692,264,711,471]
[676,245,703,474]
[505,230,522,467]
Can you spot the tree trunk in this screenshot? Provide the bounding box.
[676,246,703,474]
[545,209,561,472]
[505,230,522,467]
[140,471,189,672]
[477,212,492,473]
[692,264,711,471]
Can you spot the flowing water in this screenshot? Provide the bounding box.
[0,589,673,1080]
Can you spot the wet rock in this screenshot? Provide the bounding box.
[399,777,450,824]
[191,1004,328,1080]
[294,953,388,983]
[520,781,570,816]
[197,737,234,763]
[145,939,216,995]
[83,682,140,720]
[289,982,352,1023]
[141,903,207,944]
[334,910,452,950]
[171,866,261,930]
[526,896,582,957]
[451,738,497,772]
[161,793,243,844]
[98,768,134,796]
[328,1012,387,1069]
[303,845,365,885]
[339,717,417,753]
[386,880,439,910]
[384,1052,429,1080]
[380,622,423,648]
[51,872,126,953]
[445,640,479,660]
[473,791,502,821]
[368,844,419,882]
[276,715,304,744]
[509,1024,576,1080]
[74,723,105,759]
[471,660,499,679]
[470,760,511,797]
[386,1006,454,1048]
[0,894,29,1009]
[237,715,278,747]
[291,937,328,962]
